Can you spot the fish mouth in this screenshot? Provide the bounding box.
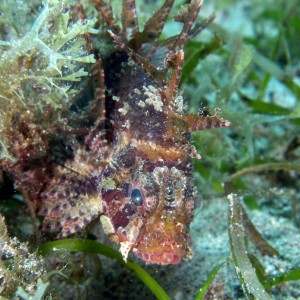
[131,214,189,264]
[131,228,187,264]
[131,203,190,264]
[132,248,182,265]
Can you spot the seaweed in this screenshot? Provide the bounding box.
[16,279,50,300]
[264,269,300,289]
[0,0,98,164]
[0,0,299,299]
[227,194,272,299]
[194,260,227,300]
[0,214,48,299]
[38,238,170,300]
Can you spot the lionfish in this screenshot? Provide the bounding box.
[5,0,230,264]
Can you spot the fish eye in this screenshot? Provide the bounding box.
[166,186,173,196]
[165,182,175,205]
[131,188,143,206]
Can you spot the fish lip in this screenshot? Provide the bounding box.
[132,248,183,265]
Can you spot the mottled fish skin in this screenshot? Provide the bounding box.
[84,0,229,264]
[3,0,229,265]
[98,50,197,264]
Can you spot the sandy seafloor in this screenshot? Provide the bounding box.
[79,1,300,298]
[47,178,300,299]
[81,187,300,299]
[0,0,299,299]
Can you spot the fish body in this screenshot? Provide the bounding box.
[91,45,198,263]
[1,0,230,264]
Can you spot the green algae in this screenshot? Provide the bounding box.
[0,0,299,298]
[228,194,272,300]
[39,238,170,300]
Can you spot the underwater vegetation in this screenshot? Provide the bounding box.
[0,0,300,299]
